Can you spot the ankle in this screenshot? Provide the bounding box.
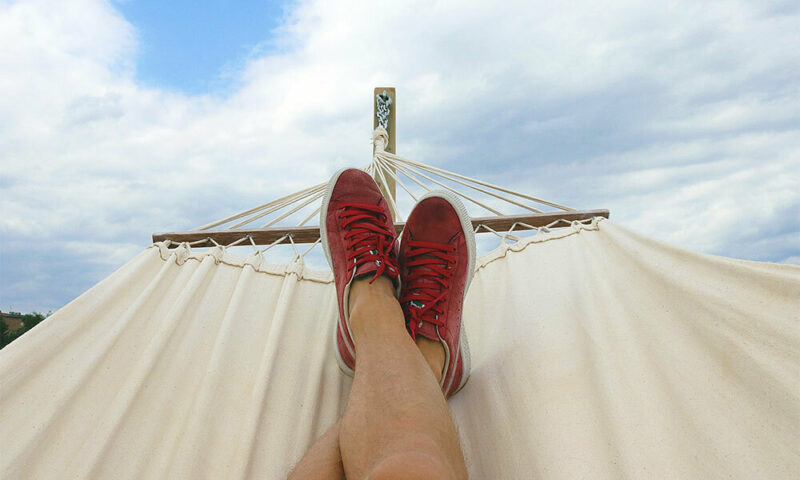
[416,337,445,383]
[348,275,396,312]
[348,275,402,334]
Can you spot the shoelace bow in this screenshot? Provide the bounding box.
[340,203,399,283]
[400,240,456,340]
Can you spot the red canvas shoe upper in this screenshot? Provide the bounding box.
[399,194,473,397]
[321,168,399,375]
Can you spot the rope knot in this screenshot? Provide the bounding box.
[373,127,389,154]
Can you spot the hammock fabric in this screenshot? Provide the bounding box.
[1,219,798,479]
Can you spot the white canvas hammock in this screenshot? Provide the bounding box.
[1,219,798,478]
[1,91,798,478]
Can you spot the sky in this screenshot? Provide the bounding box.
[1,0,798,313]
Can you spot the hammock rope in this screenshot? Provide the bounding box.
[155,124,608,249]
[163,215,602,270]
[190,127,578,234]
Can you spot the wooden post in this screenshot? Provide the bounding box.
[374,87,397,219]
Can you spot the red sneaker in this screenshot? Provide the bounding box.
[320,168,400,376]
[398,191,475,397]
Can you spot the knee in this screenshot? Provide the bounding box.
[367,451,458,480]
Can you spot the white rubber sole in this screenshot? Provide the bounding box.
[320,168,360,377]
[412,190,475,395]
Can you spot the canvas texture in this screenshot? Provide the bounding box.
[1,219,798,479]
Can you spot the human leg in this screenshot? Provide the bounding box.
[318,170,471,479]
[337,191,477,478]
[287,336,451,480]
[288,420,345,480]
[416,336,446,382]
[338,276,467,480]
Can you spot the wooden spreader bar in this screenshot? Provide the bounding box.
[152,209,609,247]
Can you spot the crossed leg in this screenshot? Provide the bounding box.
[289,276,467,480]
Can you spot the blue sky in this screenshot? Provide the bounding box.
[116,0,286,94]
[1,0,798,314]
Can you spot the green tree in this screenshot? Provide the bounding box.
[0,311,49,350]
[21,312,46,329]
[0,321,11,349]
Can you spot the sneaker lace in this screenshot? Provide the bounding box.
[339,202,399,283]
[399,240,456,340]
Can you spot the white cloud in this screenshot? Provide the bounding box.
[0,0,798,312]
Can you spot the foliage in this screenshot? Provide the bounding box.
[1,312,49,350]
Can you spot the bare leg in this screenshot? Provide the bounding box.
[416,336,446,381]
[339,276,467,480]
[288,420,345,480]
[288,294,452,480]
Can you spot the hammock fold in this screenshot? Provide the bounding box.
[1,219,798,479]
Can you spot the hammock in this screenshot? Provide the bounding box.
[1,91,798,478]
[1,219,798,478]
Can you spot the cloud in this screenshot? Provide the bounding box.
[0,0,798,312]
[63,93,125,126]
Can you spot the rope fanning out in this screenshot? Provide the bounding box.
[379,156,505,216]
[380,153,543,213]
[372,159,403,221]
[376,155,418,202]
[170,127,604,252]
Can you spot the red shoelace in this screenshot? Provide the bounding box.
[400,240,456,340]
[339,203,399,283]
